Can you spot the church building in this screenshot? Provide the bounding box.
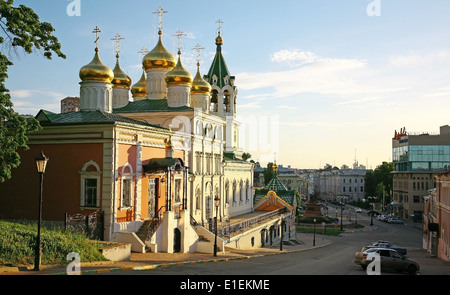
[0,8,293,254]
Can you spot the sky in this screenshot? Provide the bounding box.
[4,0,450,170]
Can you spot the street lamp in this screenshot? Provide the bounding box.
[313,218,316,246]
[340,205,343,231]
[34,151,49,271]
[213,195,220,257]
[280,219,285,251]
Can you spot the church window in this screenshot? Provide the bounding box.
[121,179,132,208]
[210,90,218,112]
[196,188,201,210]
[79,160,101,208]
[232,181,237,204]
[175,179,182,202]
[223,90,230,112]
[84,179,97,207]
[120,163,134,209]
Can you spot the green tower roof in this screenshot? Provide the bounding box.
[204,33,234,89]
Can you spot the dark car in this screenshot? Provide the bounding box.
[354,248,419,274]
[361,241,407,255]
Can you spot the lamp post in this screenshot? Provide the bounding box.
[34,151,48,271]
[213,195,220,257]
[313,218,316,246]
[340,204,343,231]
[279,219,286,251]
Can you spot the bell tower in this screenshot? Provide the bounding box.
[204,20,240,153]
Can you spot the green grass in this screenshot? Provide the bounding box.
[296,225,345,236]
[0,220,108,266]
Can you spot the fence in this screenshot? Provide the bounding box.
[64,211,104,240]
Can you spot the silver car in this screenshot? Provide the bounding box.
[354,248,419,274]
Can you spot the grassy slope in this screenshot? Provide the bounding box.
[0,221,107,266]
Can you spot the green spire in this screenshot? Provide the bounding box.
[204,32,233,89]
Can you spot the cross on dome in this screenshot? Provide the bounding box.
[193,43,205,65]
[173,29,187,54]
[138,47,148,59]
[93,26,101,50]
[111,33,124,57]
[216,19,223,35]
[153,6,168,33]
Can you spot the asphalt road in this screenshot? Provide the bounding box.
[108,207,449,276]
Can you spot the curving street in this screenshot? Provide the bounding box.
[105,206,449,276]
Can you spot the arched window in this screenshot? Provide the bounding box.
[120,162,134,208]
[210,90,218,112]
[223,90,230,112]
[232,180,237,204]
[245,179,249,201]
[225,180,230,205]
[79,160,102,208]
[239,180,243,202]
[196,187,201,210]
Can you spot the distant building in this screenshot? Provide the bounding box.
[61,96,80,113]
[314,165,366,202]
[392,125,450,221]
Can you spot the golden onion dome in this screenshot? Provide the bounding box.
[191,64,211,94]
[165,53,193,86]
[215,34,223,45]
[79,48,114,83]
[142,31,177,70]
[111,55,132,89]
[131,69,147,99]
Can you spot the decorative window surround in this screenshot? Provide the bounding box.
[79,160,102,208]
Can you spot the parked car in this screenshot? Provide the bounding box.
[378,214,392,222]
[361,241,407,255]
[354,248,419,274]
[355,208,362,213]
[388,217,403,224]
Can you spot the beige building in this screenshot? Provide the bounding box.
[423,172,450,262]
[392,125,450,221]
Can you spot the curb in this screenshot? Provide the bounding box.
[47,241,333,275]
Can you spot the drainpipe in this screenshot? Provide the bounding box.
[110,125,118,241]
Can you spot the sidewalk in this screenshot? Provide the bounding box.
[0,233,332,275]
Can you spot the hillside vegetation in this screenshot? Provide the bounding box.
[0,220,107,266]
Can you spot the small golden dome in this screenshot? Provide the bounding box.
[165,53,193,86]
[112,55,132,89]
[215,34,223,45]
[191,64,211,94]
[273,162,278,172]
[142,31,177,70]
[79,48,114,83]
[131,69,147,99]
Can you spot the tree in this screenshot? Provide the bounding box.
[364,161,394,204]
[242,152,251,161]
[0,0,65,182]
[263,162,274,185]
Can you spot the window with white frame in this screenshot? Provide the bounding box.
[175,178,182,203]
[79,160,101,208]
[121,163,134,209]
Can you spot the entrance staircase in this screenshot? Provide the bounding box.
[136,218,163,250]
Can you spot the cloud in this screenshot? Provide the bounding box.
[10,89,65,100]
[280,121,343,128]
[9,89,67,114]
[271,49,319,65]
[275,105,297,111]
[389,50,450,67]
[238,53,369,98]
